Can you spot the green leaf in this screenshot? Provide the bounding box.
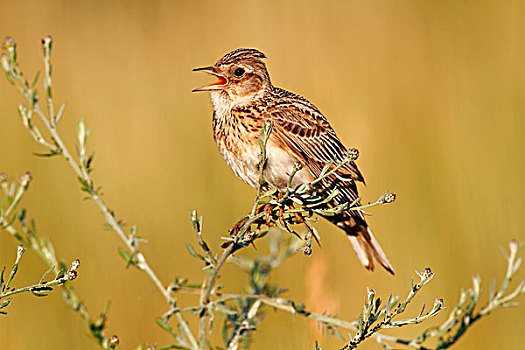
[319,160,334,177]
[180,281,201,289]
[86,152,95,170]
[156,317,181,342]
[33,150,61,157]
[31,286,53,292]
[185,243,204,261]
[31,290,50,297]
[31,71,40,88]
[1,267,5,292]
[222,319,230,347]
[313,208,337,216]
[159,345,190,350]
[39,266,54,284]
[118,248,131,262]
[156,317,173,332]
[4,70,15,84]
[185,242,198,257]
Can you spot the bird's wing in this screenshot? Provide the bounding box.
[265,91,364,185]
[265,90,394,274]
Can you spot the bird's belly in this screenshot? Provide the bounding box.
[217,138,314,190]
[264,141,314,188]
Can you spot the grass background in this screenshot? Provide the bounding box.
[1,0,524,349]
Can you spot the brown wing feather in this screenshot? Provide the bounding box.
[265,89,364,184]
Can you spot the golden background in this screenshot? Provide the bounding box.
[1,1,524,349]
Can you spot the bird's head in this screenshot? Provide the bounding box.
[192,48,272,103]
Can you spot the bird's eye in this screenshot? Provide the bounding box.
[234,68,245,77]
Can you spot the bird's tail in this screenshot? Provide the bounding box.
[328,213,394,274]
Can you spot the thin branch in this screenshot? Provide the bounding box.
[2,36,196,350]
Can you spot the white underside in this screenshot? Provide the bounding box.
[219,137,314,189]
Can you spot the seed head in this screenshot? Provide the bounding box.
[70,259,80,271]
[41,36,53,57]
[17,244,26,258]
[108,335,119,348]
[383,193,396,204]
[421,267,433,279]
[303,246,312,256]
[66,270,78,281]
[347,148,359,161]
[20,172,32,186]
[432,298,444,312]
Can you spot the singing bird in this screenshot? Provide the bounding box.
[192,48,394,274]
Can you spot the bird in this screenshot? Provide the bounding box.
[192,48,394,274]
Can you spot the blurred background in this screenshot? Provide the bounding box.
[1,0,524,349]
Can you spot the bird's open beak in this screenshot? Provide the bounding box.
[192,66,228,92]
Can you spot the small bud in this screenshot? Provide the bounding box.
[432,298,444,313]
[20,172,32,187]
[108,335,119,348]
[17,244,26,258]
[77,119,88,150]
[65,270,78,281]
[3,37,16,55]
[509,239,519,255]
[70,259,80,271]
[1,54,11,72]
[383,193,396,204]
[41,36,53,57]
[0,173,8,183]
[347,148,359,161]
[303,246,312,256]
[421,267,433,279]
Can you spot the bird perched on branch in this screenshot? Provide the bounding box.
[192,48,394,274]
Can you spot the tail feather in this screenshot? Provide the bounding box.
[330,213,395,274]
[347,227,394,274]
[347,235,374,269]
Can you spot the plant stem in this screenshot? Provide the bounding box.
[198,244,234,349]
